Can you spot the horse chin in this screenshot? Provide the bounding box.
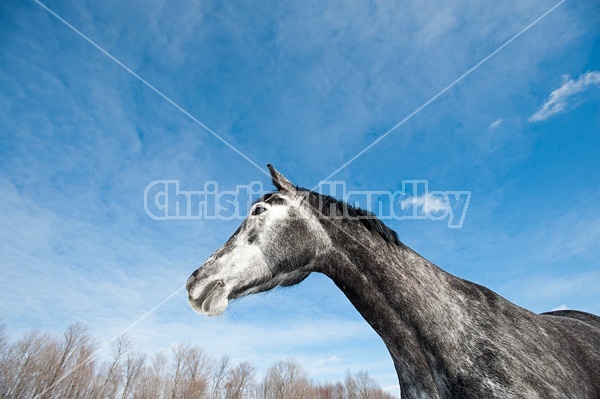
[202,288,229,317]
[189,281,229,317]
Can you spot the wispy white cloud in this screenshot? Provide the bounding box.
[529,71,600,122]
[312,355,339,367]
[401,194,448,215]
[551,304,569,311]
[488,118,504,129]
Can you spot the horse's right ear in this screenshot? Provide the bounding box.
[267,164,296,193]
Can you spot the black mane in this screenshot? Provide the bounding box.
[298,187,402,246]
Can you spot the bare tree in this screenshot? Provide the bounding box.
[0,322,10,395]
[0,324,98,399]
[120,352,145,399]
[344,371,359,399]
[170,344,186,399]
[210,354,231,399]
[258,358,312,399]
[354,370,379,399]
[7,330,52,398]
[70,342,99,399]
[180,344,210,399]
[0,323,396,399]
[96,334,131,399]
[340,370,396,399]
[136,352,168,398]
[39,323,93,399]
[224,361,255,399]
[330,381,345,399]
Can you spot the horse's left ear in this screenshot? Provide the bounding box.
[267,164,296,193]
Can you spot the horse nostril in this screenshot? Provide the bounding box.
[186,270,200,291]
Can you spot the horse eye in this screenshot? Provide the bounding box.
[252,205,267,216]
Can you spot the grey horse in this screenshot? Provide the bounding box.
[187,165,600,398]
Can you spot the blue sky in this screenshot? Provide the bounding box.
[1,0,599,394]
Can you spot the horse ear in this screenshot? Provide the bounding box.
[267,164,295,193]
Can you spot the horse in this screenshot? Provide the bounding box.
[186,165,600,398]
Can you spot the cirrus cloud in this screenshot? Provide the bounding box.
[529,71,600,122]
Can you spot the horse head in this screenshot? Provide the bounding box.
[186,165,330,316]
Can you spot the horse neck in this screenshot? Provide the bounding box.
[312,219,599,399]
[317,221,482,397]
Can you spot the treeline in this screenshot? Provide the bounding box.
[0,323,396,399]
